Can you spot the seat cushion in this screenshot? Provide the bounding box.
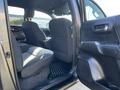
[20,67,49,90]
[20,44,54,78]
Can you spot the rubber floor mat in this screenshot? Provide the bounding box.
[48,60,71,80]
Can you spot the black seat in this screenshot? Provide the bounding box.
[11,32,54,90]
[22,21,47,47]
[49,18,74,63]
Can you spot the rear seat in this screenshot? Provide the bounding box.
[11,32,54,90]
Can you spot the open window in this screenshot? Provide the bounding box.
[8,6,24,26]
[32,11,52,29]
[84,0,105,21]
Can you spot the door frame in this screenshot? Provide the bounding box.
[0,0,20,89]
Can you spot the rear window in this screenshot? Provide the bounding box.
[8,6,24,26]
[32,11,52,29]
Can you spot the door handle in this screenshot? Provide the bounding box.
[93,24,112,33]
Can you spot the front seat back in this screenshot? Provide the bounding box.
[49,18,74,63]
[22,21,46,47]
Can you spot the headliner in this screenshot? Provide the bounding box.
[7,0,66,13]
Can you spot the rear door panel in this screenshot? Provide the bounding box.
[81,16,120,44]
[77,15,120,89]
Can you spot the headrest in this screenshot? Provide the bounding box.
[49,18,72,37]
[24,9,34,19]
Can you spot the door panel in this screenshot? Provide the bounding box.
[77,15,120,90]
[81,16,120,44]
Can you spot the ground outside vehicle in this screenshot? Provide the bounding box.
[1,0,120,90]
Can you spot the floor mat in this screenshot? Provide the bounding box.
[48,60,72,80]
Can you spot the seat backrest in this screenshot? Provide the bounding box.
[11,32,23,72]
[49,18,74,63]
[22,21,46,46]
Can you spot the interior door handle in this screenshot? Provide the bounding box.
[93,24,111,33]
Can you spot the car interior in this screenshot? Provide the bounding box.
[7,0,76,90]
[7,0,120,90]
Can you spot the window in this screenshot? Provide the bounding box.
[32,11,52,29]
[94,0,120,17]
[53,3,72,21]
[8,6,24,26]
[84,0,105,21]
[55,15,72,21]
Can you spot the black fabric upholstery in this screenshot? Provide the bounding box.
[24,9,34,18]
[21,44,54,78]
[11,26,26,42]
[49,18,74,63]
[11,32,54,90]
[11,32,23,72]
[13,31,26,42]
[20,67,49,90]
[22,21,46,46]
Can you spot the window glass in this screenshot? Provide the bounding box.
[32,11,52,29]
[53,2,72,21]
[94,0,120,17]
[55,15,72,21]
[85,0,105,21]
[8,6,24,26]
